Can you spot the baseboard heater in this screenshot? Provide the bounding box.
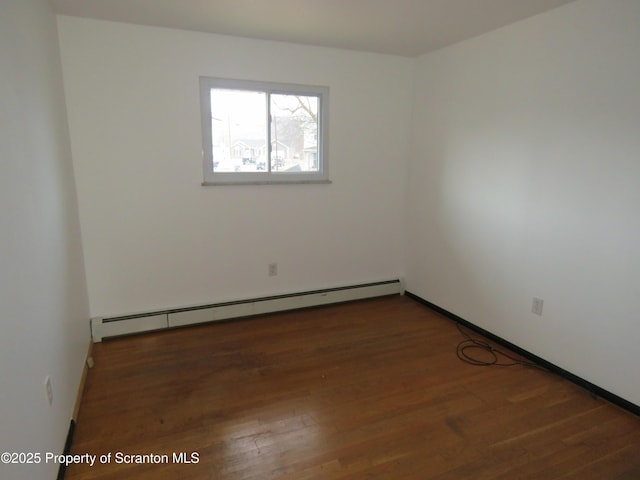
[90,279,403,342]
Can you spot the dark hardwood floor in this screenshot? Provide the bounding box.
[67,295,640,479]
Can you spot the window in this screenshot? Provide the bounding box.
[199,77,329,185]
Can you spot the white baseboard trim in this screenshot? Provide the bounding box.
[90,279,402,342]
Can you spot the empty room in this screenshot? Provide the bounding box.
[1,0,639,478]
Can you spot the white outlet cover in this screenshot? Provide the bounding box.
[532,297,544,316]
[268,263,278,276]
[45,376,53,405]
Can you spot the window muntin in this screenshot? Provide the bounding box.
[200,78,329,184]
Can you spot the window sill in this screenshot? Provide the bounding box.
[201,179,332,186]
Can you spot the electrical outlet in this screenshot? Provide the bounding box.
[268,263,278,277]
[532,297,544,316]
[44,376,53,406]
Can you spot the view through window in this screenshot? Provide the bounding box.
[200,78,328,184]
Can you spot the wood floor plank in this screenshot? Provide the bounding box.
[66,296,640,479]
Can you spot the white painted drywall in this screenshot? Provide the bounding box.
[407,0,640,405]
[0,1,90,478]
[57,16,413,318]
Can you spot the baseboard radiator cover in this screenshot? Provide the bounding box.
[90,279,403,342]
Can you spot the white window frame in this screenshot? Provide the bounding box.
[199,77,330,185]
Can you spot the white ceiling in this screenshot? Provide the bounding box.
[51,0,576,57]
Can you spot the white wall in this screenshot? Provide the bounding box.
[0,1,90,478]
[57,16,413,318]
[407,0,640,405]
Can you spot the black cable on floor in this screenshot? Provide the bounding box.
[455,323,546,371]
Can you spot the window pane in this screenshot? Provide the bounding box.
[210,89,267,173]
[270,94,319,173]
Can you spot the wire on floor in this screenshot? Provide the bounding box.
[455,323,547,371]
